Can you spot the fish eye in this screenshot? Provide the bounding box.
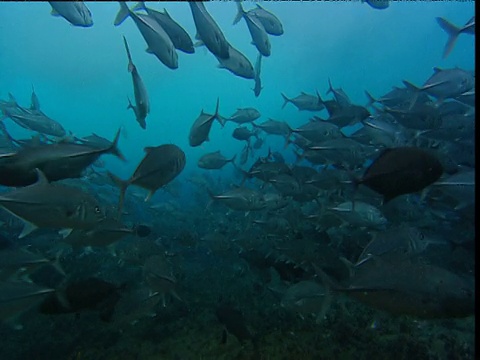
[419,232,425,240]
[94,206,101,214]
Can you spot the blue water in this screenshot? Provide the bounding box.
[0,1,474,184]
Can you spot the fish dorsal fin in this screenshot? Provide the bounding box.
[144,146,154,153]
[50,8,60,16]
[146,47,153,54]
[34,168,50,186]
[433,67,443,73]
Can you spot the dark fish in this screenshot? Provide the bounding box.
[215,302,255,344]
[198,151,236,170]
[133,2,195,54]
[207,187,266,212]
[108,144,186,215]
[291,118,342,143]
[233,2,271,57]
[115,2,178,69]
[188,1,230,59]
[39,277,123,322]
[252,119,292,138]
[325,103,370,128]
[363,0,390,10]
[189,98,222,147]
[0,169,106,238]
[48,1,93,27]
[356,147,443,203]
[437,16,475,58]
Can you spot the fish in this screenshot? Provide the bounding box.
[325,103,370,128]
[437,16,475,58]
[232,126,258,141]
[355,147,444,203]
[281,91,324,111]
[291,118,342,143]
[0,280,55,330]
[48,1,93,27]
[108,144,186,216]
[0,129,124,187]
[0,169,106,238]
[215,43,255,80]
[39,277,123,322]
[188,1,230,59]
[429,169,475,210]
[123,36,150,130]
[233,2,271,57]
[133,2,195,54]
[223,108,260,124]
[403,67,475,105]
[114,2,178,69]
[355,226,447,266]
[189,98,222,147]
[327,254,475,319]
[2,107,66,138]
[253,53,263,97]
[198,151,236,170]
[63,218,150,249]
[252,119,292,138]
[207,187,266,212]
[362,0,390,10]
[280,280,331,322]
[0,247,64,281]
[328,201,387,228]
[246,4,284,36]
[143,255,182,307]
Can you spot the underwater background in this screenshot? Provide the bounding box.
[0,1,475,359]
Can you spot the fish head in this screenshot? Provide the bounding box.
[165,46,179,69]
[74,199,106,225]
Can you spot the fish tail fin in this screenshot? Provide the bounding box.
[233,1,245,25]
[114,1,130,26]
[213,97,224,126]
[311,263,336,323]
[205,188,216,209]
[280,93,290,109]
[327,78,334,95]
[122,35,134,71]
[436,17,460,58]
[132,1,146,12]
[316,89,324,105]
[364,90,377,107]
[108,128,127,161]
[402,80,421,109]
[107,171,129,218]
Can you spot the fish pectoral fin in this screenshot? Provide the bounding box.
[19,221,38,239]
[59,228,74,239]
